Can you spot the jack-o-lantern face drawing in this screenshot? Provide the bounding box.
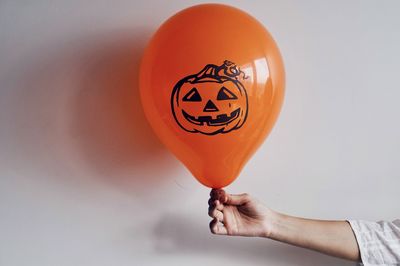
[171,60,248,135]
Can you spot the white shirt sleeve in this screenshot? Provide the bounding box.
[348,219,400,266]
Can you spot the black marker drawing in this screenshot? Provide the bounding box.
[171,60,248,135]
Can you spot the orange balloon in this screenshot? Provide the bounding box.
[140,4,285,188]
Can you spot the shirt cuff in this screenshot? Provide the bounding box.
[348,219,400,266]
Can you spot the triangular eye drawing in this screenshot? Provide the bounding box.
[183,87,202,101]
[217,86,238,100]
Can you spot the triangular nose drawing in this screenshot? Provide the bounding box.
[203,100,219,112]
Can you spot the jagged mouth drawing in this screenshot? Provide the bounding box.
[182,108,241,126]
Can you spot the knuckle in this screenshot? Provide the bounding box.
[208,198,213,206]
[209,220,216,234]
[209,225,214,233]
[242,193,251,201]
[208,207,216,217]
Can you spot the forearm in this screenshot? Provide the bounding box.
[265,212,360,261]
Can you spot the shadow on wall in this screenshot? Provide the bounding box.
[5,28,176,198]
[69,29,178,196]
[152,212,356,266]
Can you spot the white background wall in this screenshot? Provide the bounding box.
[1,1,399,265]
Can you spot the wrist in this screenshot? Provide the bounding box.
[261,208,282,239]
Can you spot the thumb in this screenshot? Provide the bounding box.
[224,193,251,205]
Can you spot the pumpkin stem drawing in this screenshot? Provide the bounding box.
[171,60,249,135]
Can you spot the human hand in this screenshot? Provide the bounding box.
[208,189,276,237]
[208,189,361,261]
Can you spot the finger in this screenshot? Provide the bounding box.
[215,200,224,211]
[209,218,228,235]
[225,193,251,205]
[208,208,224,221]
[208,198,224,209]
[208,198,218,207]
